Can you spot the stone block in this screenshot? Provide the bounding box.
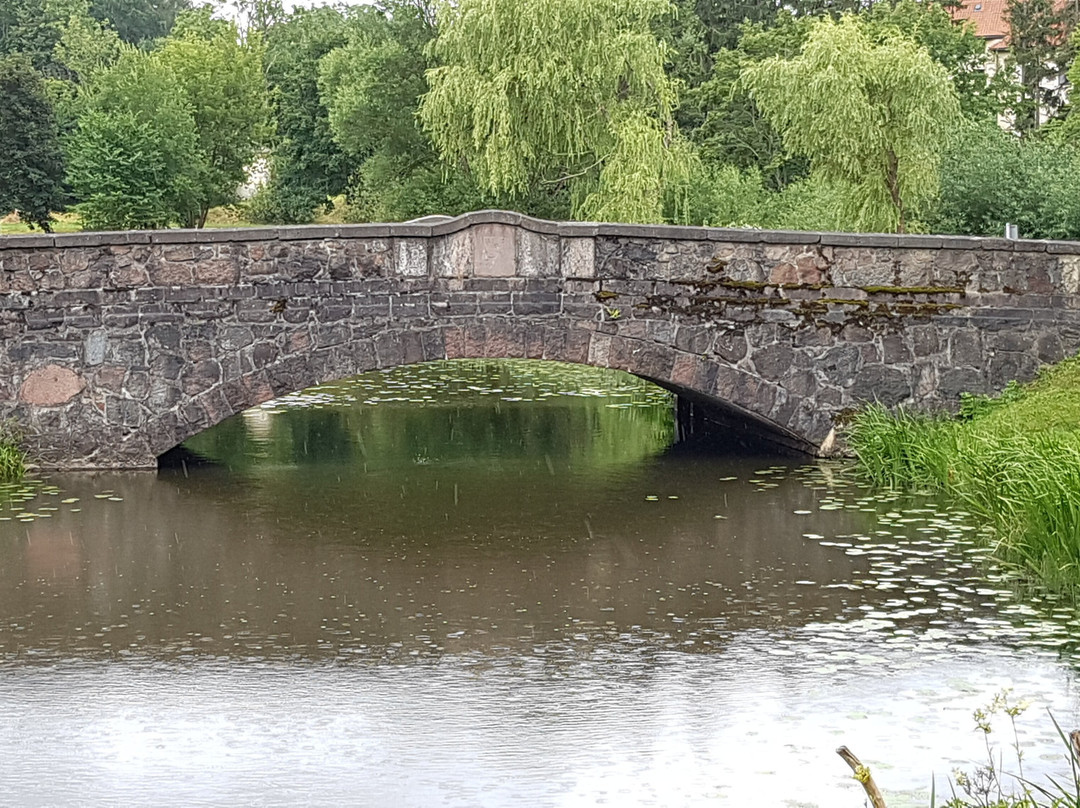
[561,238,595,278]
[433,229,473,278]
[19,365,85,406]
[473,224,517,277]
[395,239,428,277]
[517,229,559,277]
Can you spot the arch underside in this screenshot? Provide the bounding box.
[135,321,823,467]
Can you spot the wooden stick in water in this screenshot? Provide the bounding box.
[836,746,888,808]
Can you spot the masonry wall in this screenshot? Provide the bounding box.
[1,210,1078,469]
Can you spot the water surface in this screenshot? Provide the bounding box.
[0,361,1077,807]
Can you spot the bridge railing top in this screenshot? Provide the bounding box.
[2,209,1079,254]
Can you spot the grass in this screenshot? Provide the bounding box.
[0,211,83,235]
[0,422,26,482]
[0,199,352,236]
[847,354,1080,592]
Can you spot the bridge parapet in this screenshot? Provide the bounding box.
[2,210,1079,469]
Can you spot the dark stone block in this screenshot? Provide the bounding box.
[948,330,982,367]
[753,343,795,381]
[1036,332,1064,363]
[819,345,862,383]
[713,330,747,363]
[989,352,1039,387]
[850,365,912,406]
[938,367,988,400]
[513,292,561,316]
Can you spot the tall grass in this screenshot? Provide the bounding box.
[0,421,26,482]
[847,356,1080,590]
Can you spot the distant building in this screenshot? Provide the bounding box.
[950,0,1071,128]
[951,0,1011,53]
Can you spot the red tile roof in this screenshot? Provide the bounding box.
[950,0,1071,51]
[951,0,1010,45]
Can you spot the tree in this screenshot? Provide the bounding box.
[157,8,268,226]
[251,6,355,222]
[216,0,285,42]
[419,0,694,223]
[743,14,960,233]
[681,14,813,191]
[933,121,1080,239]
[65,46,201,228]
[317,1,487,221]
[88,0,191,46]
[0,0,90,75]
[1006,0,1077,134]
[863,0,1012,122]
[53,1,123,83]
[0,54,66,230]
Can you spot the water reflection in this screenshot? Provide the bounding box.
[0,361,1077,807]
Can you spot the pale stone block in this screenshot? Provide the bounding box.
[1062,255,1080,295]
[395,239,428,277]
[19,365,85,406]
[561,237,595,278]
[85,332,107,366]
[516,230,559,277]
[587,333,611,366]
[473,224,517,277]
[433,230,473,278]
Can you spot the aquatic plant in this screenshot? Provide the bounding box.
[847,355,1080,592]
[0,421,26,482]
[933,691,1080,808]
[841,692,1080,808]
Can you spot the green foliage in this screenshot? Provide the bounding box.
[157,8,268,226]
[53,2,122,83]
[848,354,1080,593]
[1006,0,1077,135]
[252,6,355,223]
[0,0,83,74]
[861,0,1013,123]
[931,121,1080,239]
[0,422,27,482]
[66,46,201,229]
[959,380,1025,421]
[87,0,191,46]
[0,54,67,231]
[316,1,487,221]
[420,0,694,223]
[673,162,850,229]
[681,16,814,192]
[743,14,961,233]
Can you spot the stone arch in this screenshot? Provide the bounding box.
[144,320,820,463]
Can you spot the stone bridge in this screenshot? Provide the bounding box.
[1,210,1079,470]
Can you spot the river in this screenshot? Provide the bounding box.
[0,360,1077,807]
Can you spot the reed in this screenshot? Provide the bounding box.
[0,421,26,482]
[847,356,1080,591]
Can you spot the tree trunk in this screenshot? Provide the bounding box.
[886,149,904,234]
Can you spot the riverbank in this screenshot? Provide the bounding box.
[848,354,1080,592]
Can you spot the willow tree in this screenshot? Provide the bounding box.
[418,0,694,223]
[742,15,960,233]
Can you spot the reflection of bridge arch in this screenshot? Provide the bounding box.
[148,327,818,465]
[1,210,1077,469]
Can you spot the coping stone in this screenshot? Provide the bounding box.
[821,232,898,248]
[760,230,821,245]
[706,228,765,243]
[277,226,341,241]
[0,234,55,250]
